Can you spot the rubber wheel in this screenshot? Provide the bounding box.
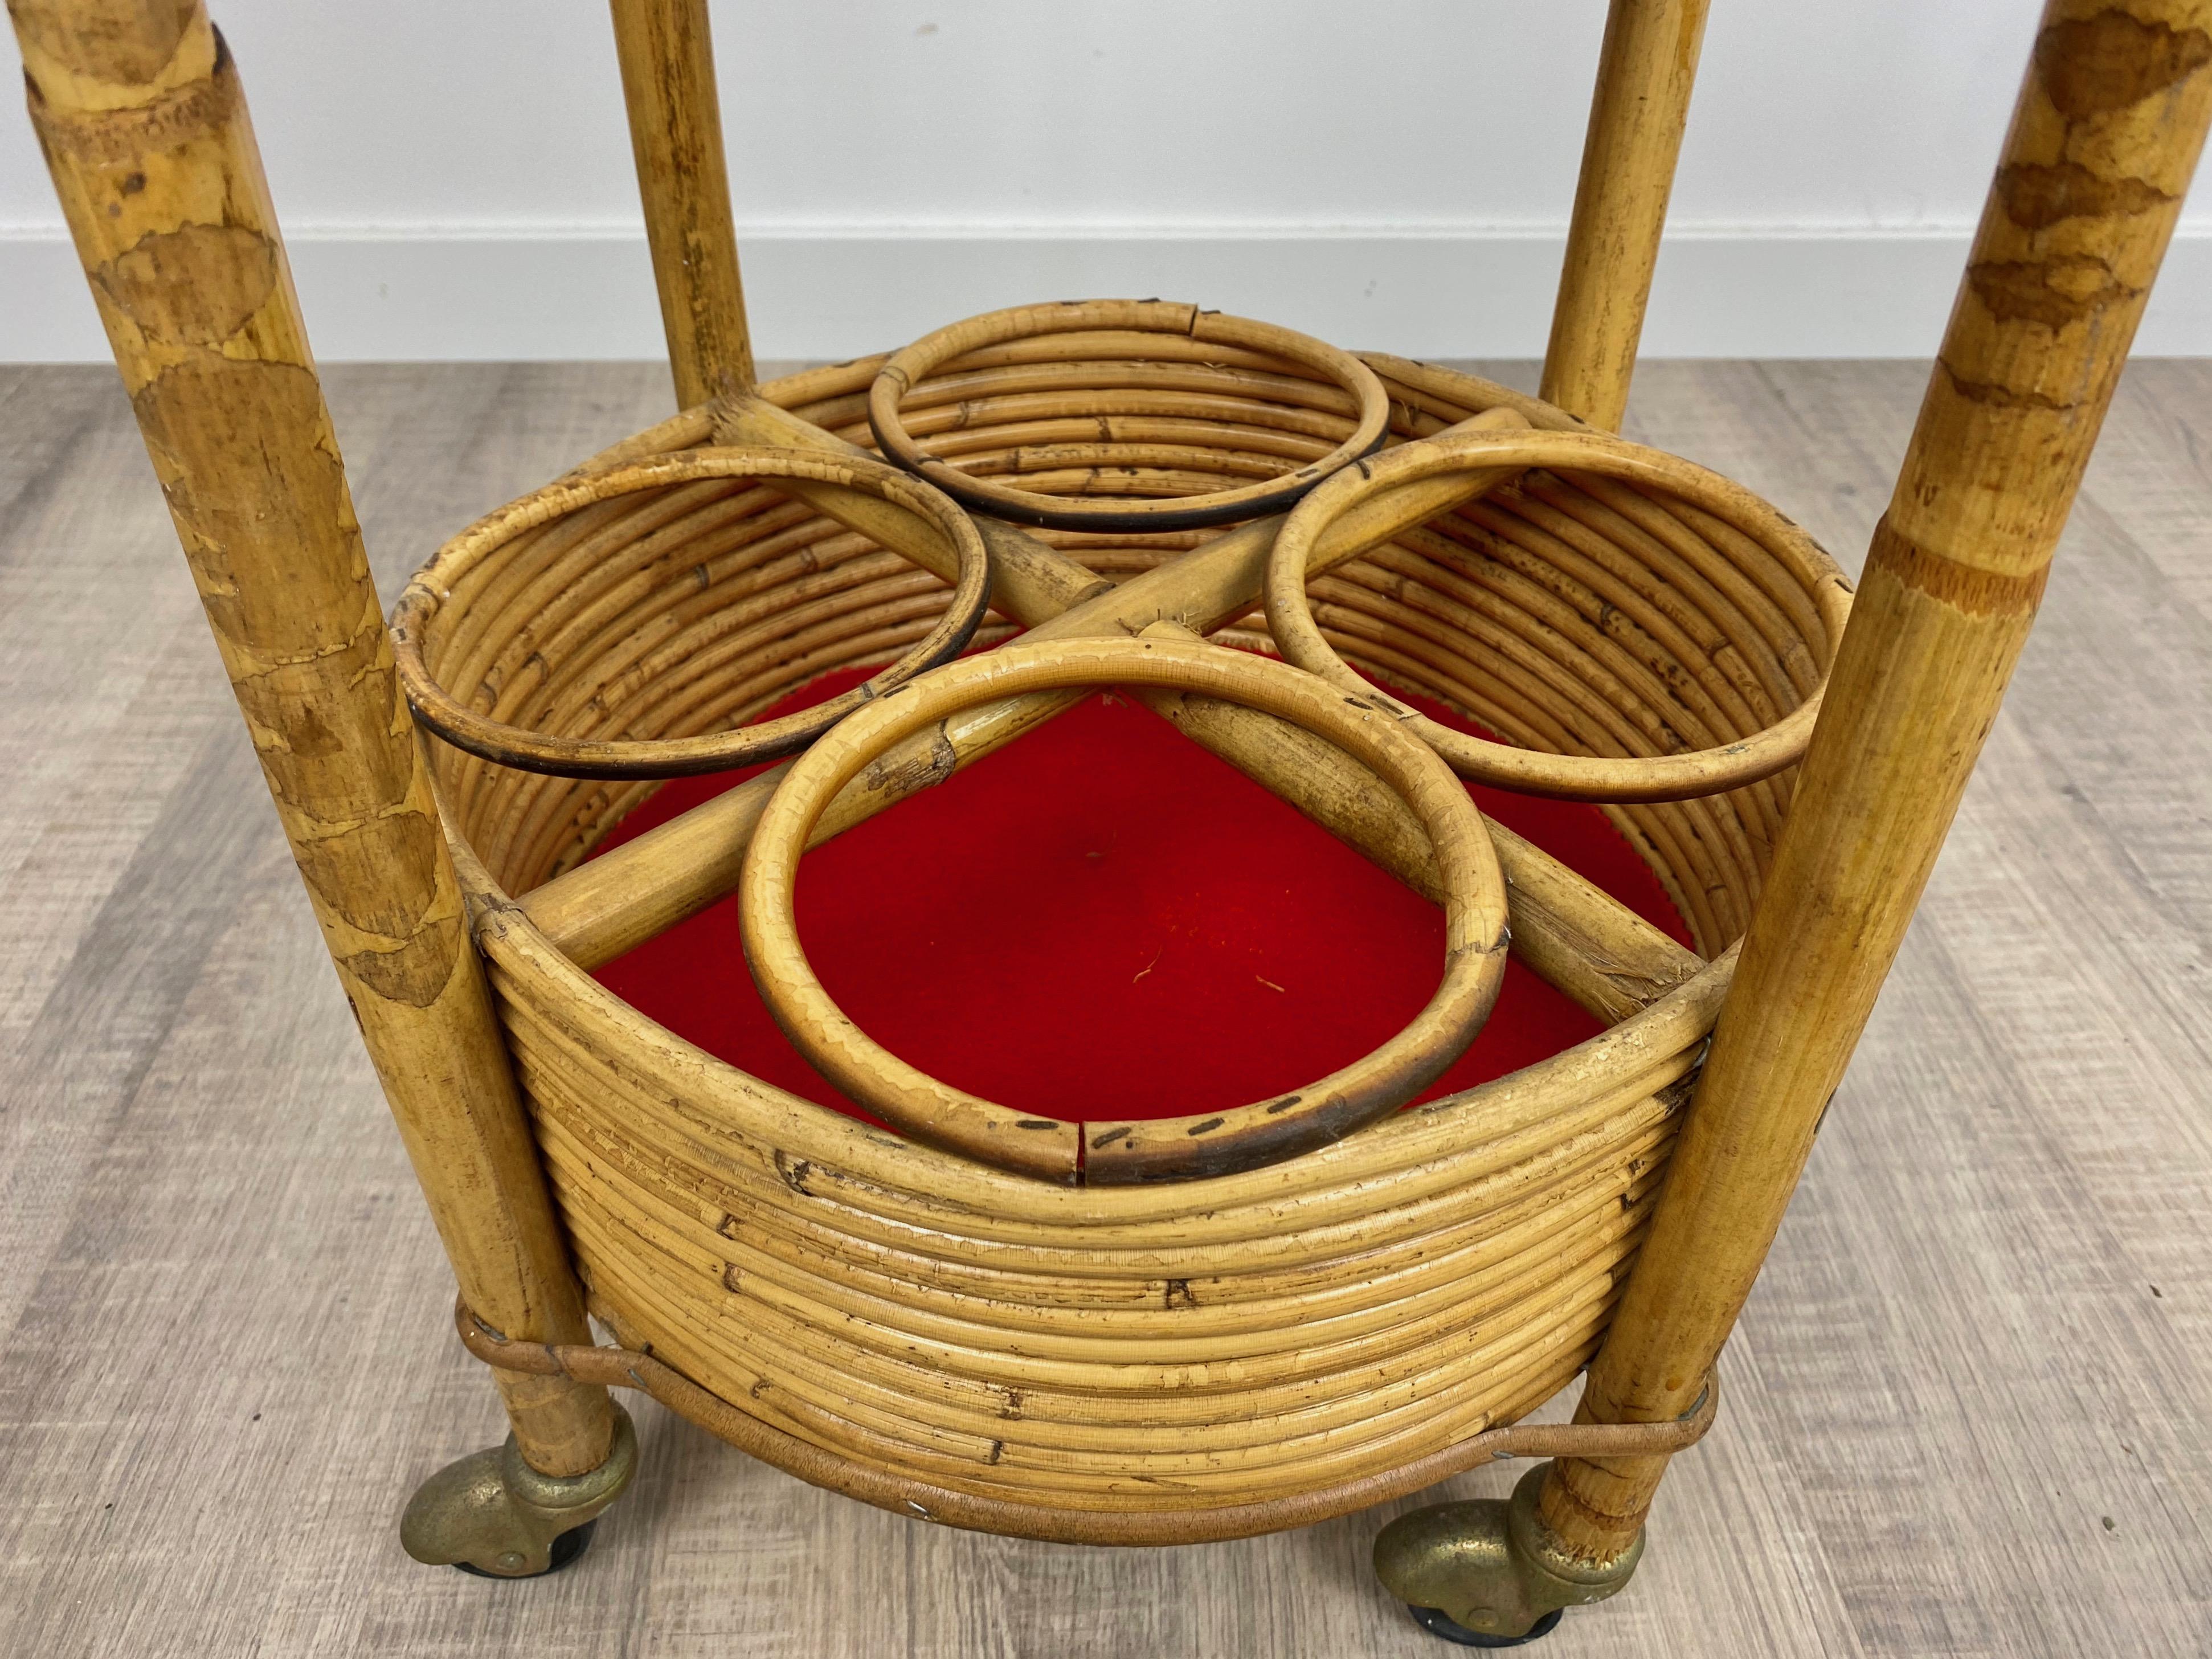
[1408,1604,1564,1647]
[452,1519,598,1579]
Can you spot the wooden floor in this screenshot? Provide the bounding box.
[1,359,2207,1658]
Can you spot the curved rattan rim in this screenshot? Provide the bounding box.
[1264,428,1855,803]
[738,634,1510,1185]
[867,300,1392,533]
[391,447,993,780]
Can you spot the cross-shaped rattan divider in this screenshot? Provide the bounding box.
[461,351,1837,1183]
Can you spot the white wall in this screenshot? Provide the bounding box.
[6,1,2209,361]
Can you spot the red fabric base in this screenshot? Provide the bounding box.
[591,667,1691,1127]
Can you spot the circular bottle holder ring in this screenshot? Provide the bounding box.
[866,299,1392,534]
[392,447,992,780]
[738,634,1511,1186]
[1264,427,1857,803]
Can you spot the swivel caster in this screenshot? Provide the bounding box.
[1375,1463,1642,1644]
[400,1403,637,1579]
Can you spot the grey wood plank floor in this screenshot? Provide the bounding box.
[1,359,2205,1658]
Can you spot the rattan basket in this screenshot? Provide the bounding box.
[400,345,1841,1538]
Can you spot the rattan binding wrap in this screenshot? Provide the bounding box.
[419,353,1838,1536]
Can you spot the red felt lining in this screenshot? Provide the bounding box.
[590,664,1691,1127]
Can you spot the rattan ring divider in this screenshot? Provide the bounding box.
[391,447,992,779]
[1264,427,1854,802]
[738,634,1511,1183]
[424,348,1845,959]
[868,299,1392,532]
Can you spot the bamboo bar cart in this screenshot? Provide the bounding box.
[15,0,2209,1642]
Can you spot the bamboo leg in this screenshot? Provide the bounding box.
[610,0,755,406]
[1534,0,2212,1579]
[1539,0,1712,431]
[10,0,624,1529]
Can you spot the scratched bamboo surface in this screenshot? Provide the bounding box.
[0,359,2205,1656]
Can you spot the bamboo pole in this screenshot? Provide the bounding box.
[1539,0,2212,1565]
[10,0,615,1477]
[610,0,754,405]
[1540,0,1712,431]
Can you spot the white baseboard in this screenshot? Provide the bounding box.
[6,226,2209,362]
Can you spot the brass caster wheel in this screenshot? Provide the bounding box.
[1374,1463,1642,1644]
[400,1404,637,1579]
[1408,1604,1564,1647]
[451,1518,598,1580]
